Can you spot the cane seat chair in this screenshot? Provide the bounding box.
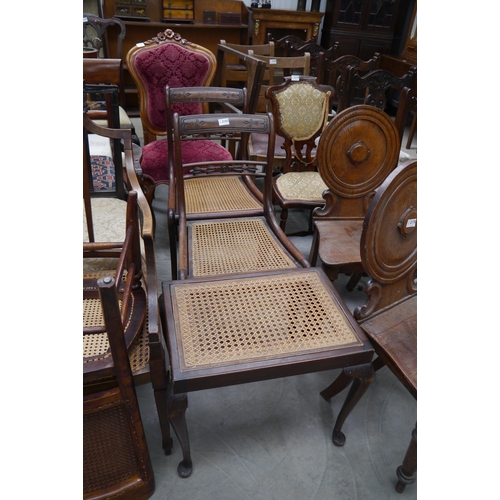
[84,276,155,500]
[165,86,270,277]
[83,114,173,458]
[265,77,334,234]
[126,29,230,204]
[171,111,310,279]
[320,160,417,493]
[309,105,400,290]
[83,13,138,142]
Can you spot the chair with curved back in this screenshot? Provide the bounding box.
[309,105,401,290]
[319,160,417,493]
[126,28,230,204]
[83,113,174,468]
[265,76,334,234]
[83,13,138,143]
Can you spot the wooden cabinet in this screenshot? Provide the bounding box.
[320,0,410,60]
[250,8,324,45]
[101,0,250,112]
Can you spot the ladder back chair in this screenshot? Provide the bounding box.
[126,29,228,204]
[309,105,400,290]
[338,66,417,150]
[83,115,174,458]
[265,77,334,234]
[320,160,417,493]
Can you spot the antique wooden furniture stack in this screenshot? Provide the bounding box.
[159,109,378,478]
[309,105,401,291]
[83,114,176,497]
[320,160,417,493]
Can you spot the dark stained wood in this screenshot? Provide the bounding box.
[309,105,400,286]
[321,160,417,493]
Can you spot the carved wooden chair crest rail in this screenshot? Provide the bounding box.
[320,160,417,493]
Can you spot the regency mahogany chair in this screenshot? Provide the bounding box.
[163,85,272,277]
[160,111,377,478]
[170,110,308,279]
[265,77,334,234]
[126,29,230,204]
[320,160,417,493]
[83,114,173,458]
[309,105,400,290]
[83,13,137,142]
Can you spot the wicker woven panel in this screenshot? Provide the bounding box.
[83,296,149,374]
[171,270,362,371]
[185,177,262,214]
[189,218,297,276]
[83,401,140,494]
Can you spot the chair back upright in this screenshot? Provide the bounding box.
[126,28,217,144]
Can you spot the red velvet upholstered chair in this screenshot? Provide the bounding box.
[126,29,232,203]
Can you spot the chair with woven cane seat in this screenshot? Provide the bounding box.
[84,113,174,460]
[126,28,231,204]
[170,110,309,280]
[265,76,334,234]
[84,275,155,500]
[83,13,138,144]
[308,105,400,291]
[319,160,417,493]
[164,85,263,277]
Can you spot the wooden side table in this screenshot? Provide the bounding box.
[250,8,324,45]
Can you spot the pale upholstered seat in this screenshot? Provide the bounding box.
[126,29,232,204]
[265,77,334,233]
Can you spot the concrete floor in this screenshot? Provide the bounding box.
[132,116,418,499]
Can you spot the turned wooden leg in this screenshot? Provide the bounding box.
[332,363,374,447]
[169,393,193,478]
[396,423,417,493]
[309,227,320,266]
[279,208,289,231]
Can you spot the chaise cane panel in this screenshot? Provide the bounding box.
[170,269,364,372]
[189,217,298,276]
[185,177,262,214]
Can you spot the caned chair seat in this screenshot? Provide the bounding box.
[188,217,298,277]
[274,171,327,201]
[184,177,262,215]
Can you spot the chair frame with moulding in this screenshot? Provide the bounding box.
[320,160,417,493]
[160,110,377,479]
[308,105,401,291]
[126,29,224,204]
[83,114,174,462]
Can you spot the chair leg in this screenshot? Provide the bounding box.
[309,227,320,266]
[396,424,417,493]
[406,113,416,149]
[345,272,363,291]
[331,363,374,447]
[320,370,354,401]
[168,392,193,478]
